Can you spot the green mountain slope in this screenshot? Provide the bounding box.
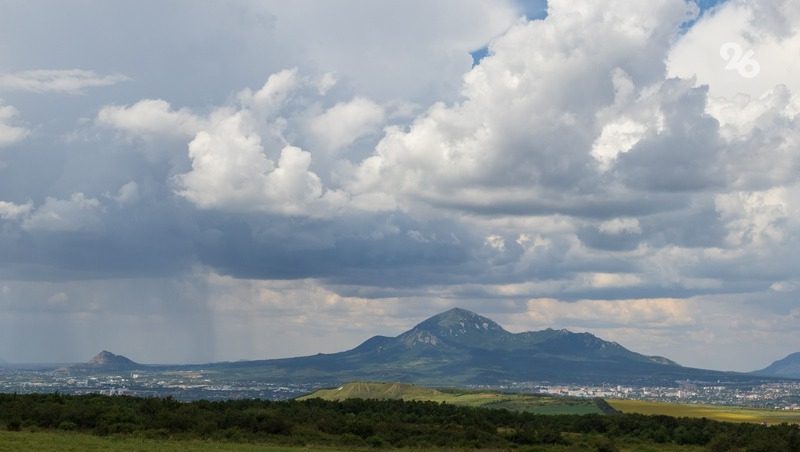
[201,308,769,385]
[755,352,800,379]
[298,381,606,415]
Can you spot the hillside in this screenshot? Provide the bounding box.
[755,352,800,379]
[298,381,607,415]
[68,351,142,372]
[299,381,444,401]
[203,307,766,386]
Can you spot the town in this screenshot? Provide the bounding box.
[2,366,798,410]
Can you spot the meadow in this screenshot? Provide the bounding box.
[298,382,607,415]
[608,399,800,425]
[0,429,707,452]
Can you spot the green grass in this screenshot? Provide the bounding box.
[0,430,706,452]
[608,399,800,425]
[298,381,604,415]
[0,430,351,452]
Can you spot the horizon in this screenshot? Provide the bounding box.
[1,306,791,373]
[1,0,799,372]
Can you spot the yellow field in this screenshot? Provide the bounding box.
[608,399,800,425]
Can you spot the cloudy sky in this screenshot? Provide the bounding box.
[1,0,798,371]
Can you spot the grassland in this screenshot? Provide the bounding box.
[608,399,800,425]
[0,430,706,452]
[0,430,349,452]
[298,381,606,415]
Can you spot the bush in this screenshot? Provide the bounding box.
[57,421,78,431]
[592,436,619,452]
[6,419,21,432]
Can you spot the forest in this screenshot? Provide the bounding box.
[1,393,799,451]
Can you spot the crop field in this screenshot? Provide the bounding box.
[608,399,800,424]
[298,381,606,415]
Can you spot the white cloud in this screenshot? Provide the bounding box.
[715,187,794,247]
[238,68,300,114]
[667,1,800,190]
[0,200,32,220]
[309,97,385,152]
[348,0,699,210]
[315,72,337,96]
[22,193,103,232]
[97,99,204,139]
[0,69,128,94]
[113,181,140,205]
[599,218,642,235]
[668,0,800,100]
[175,110,340,215]
[0,102,28,148]
[524,297,695,328]
[260,0,519,103]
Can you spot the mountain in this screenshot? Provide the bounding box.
[754,352,800,379]
[69,351,142,371]
[203,307,758,385]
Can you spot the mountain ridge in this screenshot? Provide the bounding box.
[62,309,788,386]
[194,307,767,385]
[755,352,800,379]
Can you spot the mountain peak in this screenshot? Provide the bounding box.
[402,307,508,348]
[415,308,506,334]
[82,350,140,370]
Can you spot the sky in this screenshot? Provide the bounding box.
[0,0,798,371]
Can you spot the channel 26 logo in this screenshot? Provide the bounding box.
[719,42,760,78]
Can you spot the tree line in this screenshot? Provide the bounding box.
[0,392,798,451]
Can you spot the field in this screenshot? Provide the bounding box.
[608,399,800,425]
[0,430,344,452]
[0,430,705,452]
[298,381,606,415]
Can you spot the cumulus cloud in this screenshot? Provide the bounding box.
[668,0,800,100]
[97,99,204,139]
[5,0,800,369]
[0,200,32,220]
[22,193,103,232]
[175,110,341,215]
[309,97,385,152]
[238,68,300,113]
[0,69,128,94]
[0,102,28,148]
[348,0,701,212]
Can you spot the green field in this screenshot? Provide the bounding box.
[0,430,705,452]
[608,399,800,425]
[0,430,348,452]
[298,381,606,415]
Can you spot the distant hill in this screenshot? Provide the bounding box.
[754,352,800,379]
[69,351,142,371]
[299,381,444,401]
[298,381,608,415]
[203,307,764,385]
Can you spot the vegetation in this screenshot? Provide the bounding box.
[609,399,800,425]
[298,381,606,414]
[1,392,800,450]
[0,429,710,451]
